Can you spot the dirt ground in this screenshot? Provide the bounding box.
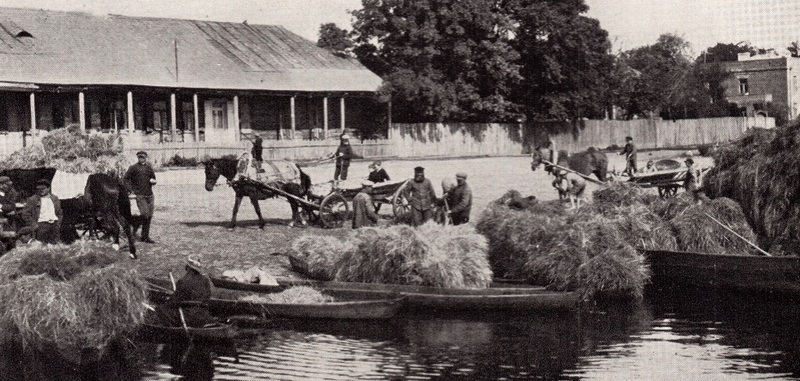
[133,150,711,280]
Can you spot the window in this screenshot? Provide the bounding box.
[739,78,749,95]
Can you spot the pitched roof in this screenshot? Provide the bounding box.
[0,7,381,92]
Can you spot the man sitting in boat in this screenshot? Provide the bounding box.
[151,255,216,327]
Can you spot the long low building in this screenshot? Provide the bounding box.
[0,7,383,158]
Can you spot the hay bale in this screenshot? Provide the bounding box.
[287,235,349,281]
[648,193,697,221]
[592,181,652,208]
[670,198,758,255]
[0,242,147,349]
[577,246,649,299]
[240,286,333,304]
[609,204,678,251]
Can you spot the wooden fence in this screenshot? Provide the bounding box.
[9,116,769,165]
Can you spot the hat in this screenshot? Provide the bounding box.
[0,176,10,184]
[340,134,350,140]
[361,180,375,187]
[136,151,148,158]
[414,166,425,173]
[372,160,382,167]
[557,169,568,176]
[646,160,654,166]
[35,179,50,188]
[186,255,206,273]
[625,136,633,141]
[456,172,467,179]
[685,157,694,164]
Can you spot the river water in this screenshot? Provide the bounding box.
[7,287,800,380]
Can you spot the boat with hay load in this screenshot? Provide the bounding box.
[643,249,800,295]
[213,274,580,311]
[137,322,236,343]
[147,277,404,320]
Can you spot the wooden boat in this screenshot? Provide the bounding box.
[146,278,403,320]
[643,249,800,295]
[137,322,236,343]
[211,276,580,311]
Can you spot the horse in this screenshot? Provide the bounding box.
[203,156,312,229]
[531,146,609,182]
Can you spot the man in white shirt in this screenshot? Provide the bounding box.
[22,179,62,244]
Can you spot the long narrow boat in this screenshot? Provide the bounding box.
[210,276,580,311]
[643,249,800,295]
[147,278,404,320]
[137,323,236,343]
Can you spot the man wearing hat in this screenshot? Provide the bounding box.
[151,255,214,327]
[0,176,19,216]
[558,169,586,210]
[683,157,703,204]
[404,166,437,226]
[21,179,62,244]
[332,134,353,181]
[446,172,473,225]
[352,180,380,229]
[367,161,390,184]
[619,136,637,176]
[124,151,157,243]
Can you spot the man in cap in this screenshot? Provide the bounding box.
[251,133,263,163]
[404,166,437,226]
[559,169,586,210]
[446,172,473,225]
[152,255,215,327]
[124,151,157,243]
[21,179,62,244]
[367,160,390,184]
[352,180,380,229]
[0,176,19,216]
[332,134,353,181]
[619,136,637,176]
[684,157,703,204]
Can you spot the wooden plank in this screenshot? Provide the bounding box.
[541,160,604,185]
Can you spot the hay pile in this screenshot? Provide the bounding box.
[239,286,333,304]
[0,126,131,176]
[476,185,759,299]
[288,236,351,281]
[704,124,800,251]
[288,223,492,288]
[0,242,148,350]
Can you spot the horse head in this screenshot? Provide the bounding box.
[530,146,551,171]
[204,161,221,191]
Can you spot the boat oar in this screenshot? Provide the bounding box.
[170,272,195,366]
[703,212,771,257]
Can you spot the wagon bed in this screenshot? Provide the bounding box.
[628,167,710,197]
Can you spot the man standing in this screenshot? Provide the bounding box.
[447,172,473,225]
[333,134,353,181]
[559,170,586,210]
[352,180,380,229]
[21,179,62,245]
[404,166,437,226]
[619,136,637,176]
[251,133,263,164]
[367,161,390,183]
[125,151,157,243]
[0,176,23,232]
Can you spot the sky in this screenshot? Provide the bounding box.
[2,0,799,57]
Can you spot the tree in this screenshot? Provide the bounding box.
[509,0,615,120]
[351,0,522,122]
[700,42,754,63]
[788,41,800,57]
[317,23,354,57]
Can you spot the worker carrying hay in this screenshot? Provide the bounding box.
[556,170,586,210]
[683,157,703,204]
[150,255,215,327]
[403,166,438,226]
[352,180,380,229]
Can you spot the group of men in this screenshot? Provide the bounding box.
[0,150,158,246]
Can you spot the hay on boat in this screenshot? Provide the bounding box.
[608,204,678,251]
[592,181,653,209]
[577,246,650,299]
[240,286,333,304]
[0,242,148,349]
[670,197,758,255]
[287,235,350,281]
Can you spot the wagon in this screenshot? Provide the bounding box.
[628,167,711,197]
[243,177,412,229]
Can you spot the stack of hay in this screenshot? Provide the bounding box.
[704,124,800,253]
[240,286,333,304]
[0,125,131,176]
[476,183,759,299]
[288,222,493,289]
[0,242,148,353]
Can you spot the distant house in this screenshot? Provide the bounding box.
[720,52,800,120]
[0,7,382,157]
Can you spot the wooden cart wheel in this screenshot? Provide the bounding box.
[391,181,412,223]
[319,193,350,229]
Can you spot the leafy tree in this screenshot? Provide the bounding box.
[509,0,615,120]
[350,0,522,122]
[317,23,354,57]
[788,41,800,58]
[700,42,754,63]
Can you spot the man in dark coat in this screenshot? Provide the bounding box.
[352,181,380,229]
[124,151,157,243]
[152,255,215,327]
[251,133,264,163]
[447,172,473,225]
[404,166,437,226]
[21,179,62,245]
[332,134,353,181]
[619,136,637,176]
[367,161,390,183]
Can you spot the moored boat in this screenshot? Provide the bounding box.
[211,276,580,311]
[643,249,800,295]
[137,322,237,343]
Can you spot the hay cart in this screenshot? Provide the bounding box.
[628,169,690,197]
[243,178,411,228]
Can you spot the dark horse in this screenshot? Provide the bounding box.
[531,145,609,182]
[204,157,312,229]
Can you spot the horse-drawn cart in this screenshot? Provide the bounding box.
[628,167,710,197]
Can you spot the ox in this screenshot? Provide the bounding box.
[204,156,312,229]
[531,146,609,182]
